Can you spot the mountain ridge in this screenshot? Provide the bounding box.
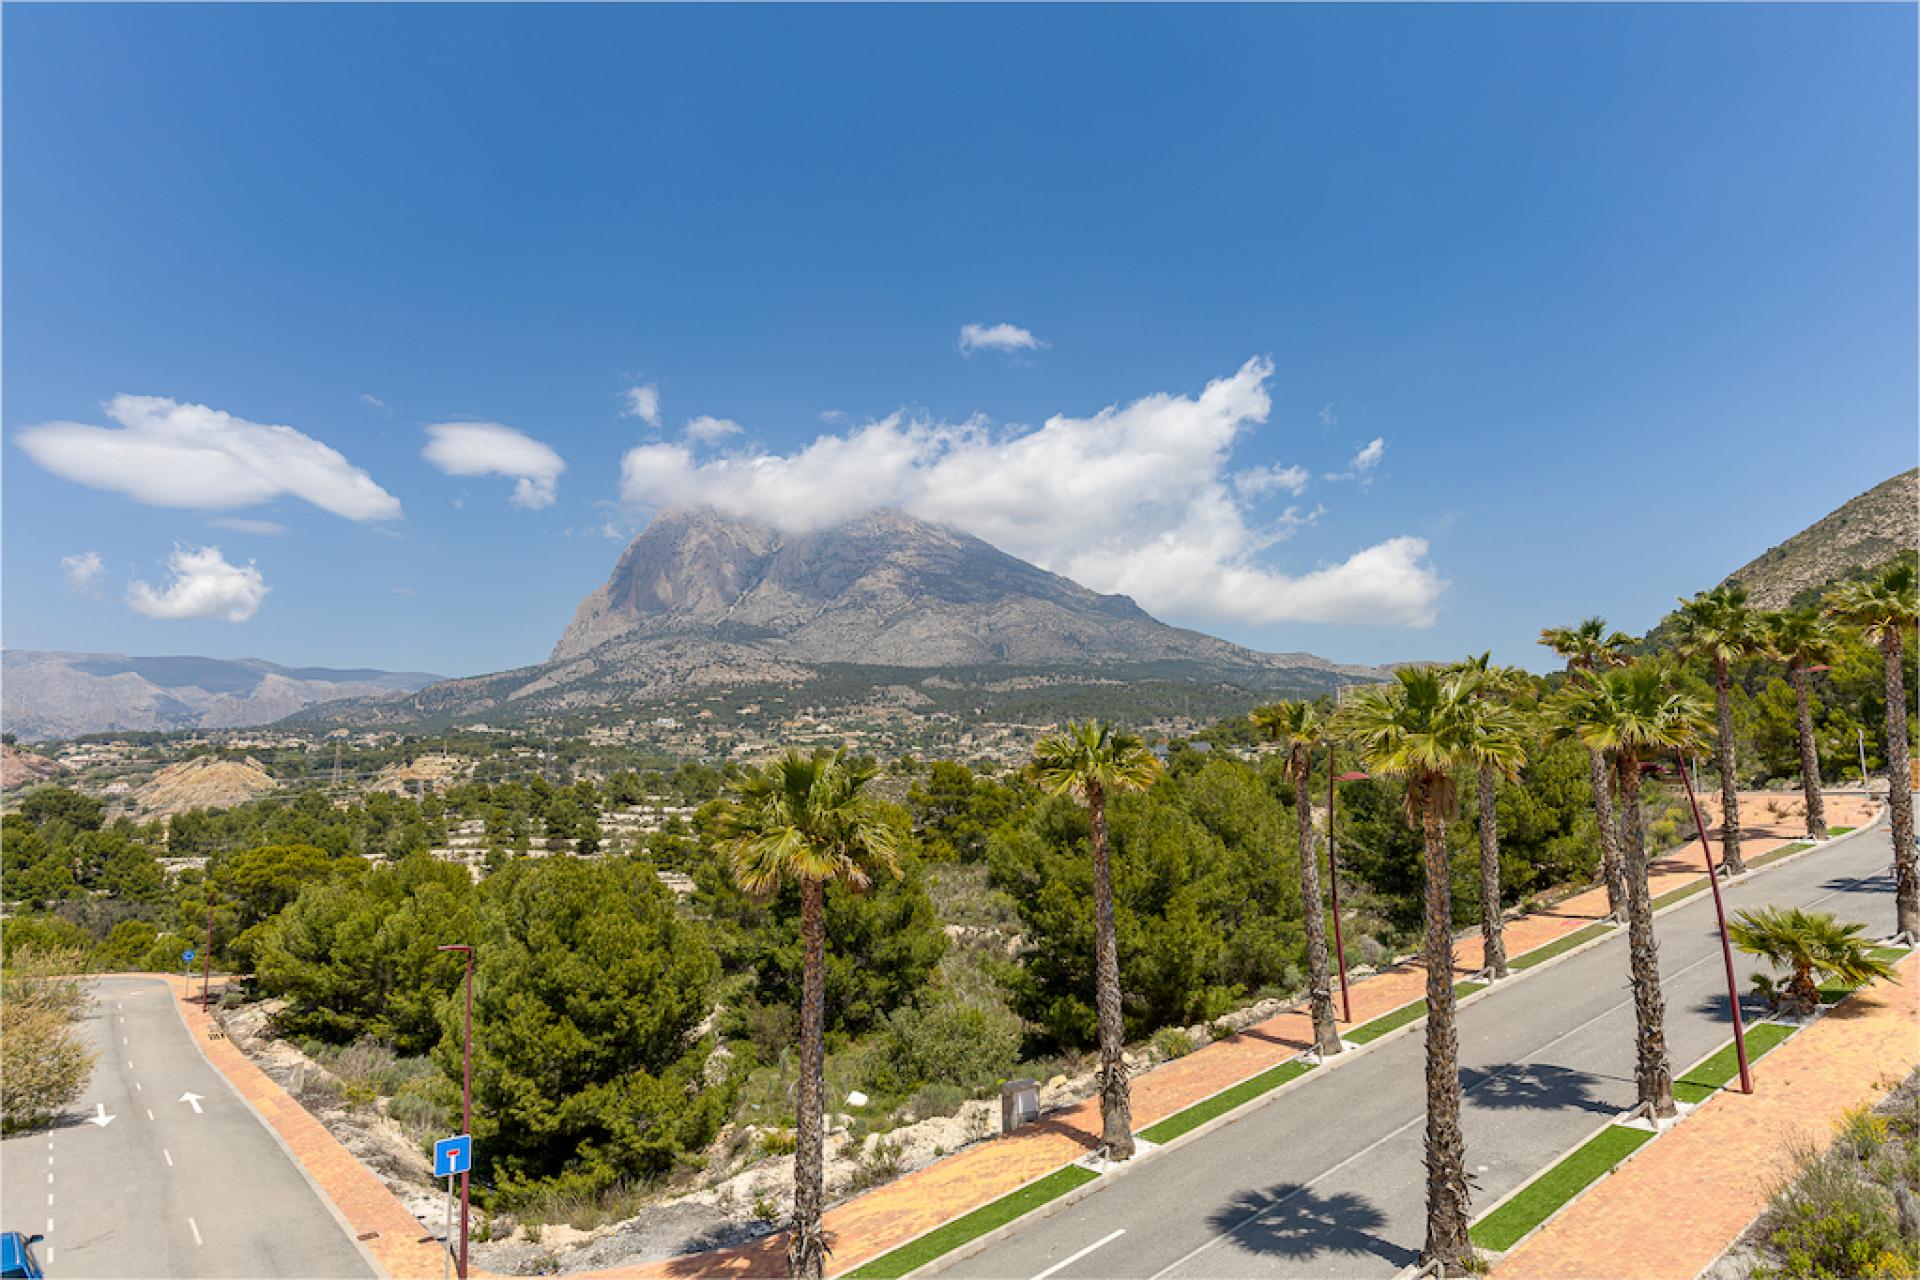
[1721,468,1917,609]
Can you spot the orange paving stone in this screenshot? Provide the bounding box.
[1491,949,1920,1280]
[139,972,453,1280]
[594,794,1882,1280]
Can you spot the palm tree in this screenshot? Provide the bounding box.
[1250,700,1342,1057]
[1673,585,1760,874]
[1027,720,1163,1161]
[1450,654,1532,980]
[1539,618,1634,921]
[1825,561,1920,942]
[723,749,903,1279]
[1760,608,1838,840]
[1337,667,1524,1272]
[1553,664,1709,1120]
[1728,906,1899,1017]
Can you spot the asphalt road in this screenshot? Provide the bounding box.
[0,975,376,1279]
[941,817,1902,1280]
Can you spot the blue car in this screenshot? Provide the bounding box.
[0,1232,45,1279]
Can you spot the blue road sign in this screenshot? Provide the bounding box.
[433,1134,472,1178]
[183,949,196,963]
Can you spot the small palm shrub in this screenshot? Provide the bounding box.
[1728,907,1898,1017]
[1152,1027,1197,1060]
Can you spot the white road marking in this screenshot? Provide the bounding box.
[180,1092,205,1114]
[146,1108,155,1121]
[1152,948,1731,1279]
[135,1082,143,1092]
[1032,1229,1126,1280]
[47,1172,53,1183]
[189,1216,204,1245]
[85,1104,116,1128]
[47,1193,53,1206]
[164,1148,175,1167]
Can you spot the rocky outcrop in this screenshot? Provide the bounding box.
[1723,469,1918,609]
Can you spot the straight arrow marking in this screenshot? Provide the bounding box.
[85,1104,116,1128]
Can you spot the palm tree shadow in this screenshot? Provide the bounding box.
[1463,1062,1618,1116]
[1817,872,1894,894]
[1204,1183,1416,1267]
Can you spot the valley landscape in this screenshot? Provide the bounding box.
[2,9,1915,1280]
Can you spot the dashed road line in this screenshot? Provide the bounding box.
[164,1148,175,1167]
[1032,1229,1127,1280]
[189,1216,204,1246]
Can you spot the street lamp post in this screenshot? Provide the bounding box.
[437,944,474,1280]
[202,901,213,1011]
[1674,752,1753,1094]
[1324,748,1360,1024]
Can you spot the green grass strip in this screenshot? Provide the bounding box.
[845,1164,1101,1279]
[1749,841,1812,870]
[1512,922,1615,971]
[1469,1125,1655,1251]
[1649,879,1709,911]
[1346,982,1487,1046]
[1672,1021,1795,1104]
[1138,1059,1314,1145]
[1829,826,1855,835]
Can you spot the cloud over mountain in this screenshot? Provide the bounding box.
[617,358,1446,627]
[126,544,268,621]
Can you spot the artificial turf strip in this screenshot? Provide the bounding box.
[1649,880,1709,912]
[845,1164,1101,1279]
[1137,1059,1315,1145]
[1829,827,1855,835]
[1749,842,1812,870]
[1671,1021,1796,1104]
[1345,982,1488,1046]
[1511,922,1615,971]
[1468,1125,1655,1251]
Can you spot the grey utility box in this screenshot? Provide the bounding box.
[1000,1078,1040,1134]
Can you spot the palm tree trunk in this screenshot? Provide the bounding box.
[1789,665,1828,840]
[1881,634,1917,940]
[1088,782,1135,1160]
[1616,760,1676,1119]
[1589,746,1626,922]
[1294,755,1342,1056]
[1476,761,1507,979]
[788,878,829,1280]
[1713,656,1746,874]
[1418,783,1474,1271]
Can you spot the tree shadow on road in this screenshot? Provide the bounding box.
[1204,1183,1416,1268]
[1462,1062,1618,1116]
[1816,871,1895,895]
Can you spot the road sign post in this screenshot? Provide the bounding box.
[182,948,195,982]
[432,1136,472,1280]
[437,943,475,1279]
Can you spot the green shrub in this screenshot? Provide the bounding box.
[1153,1027,1197,1060]
[758,1128,797,1158]
[904,1083,968,1122]
[873,1000,1021,1093]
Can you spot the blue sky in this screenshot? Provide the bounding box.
[4,3,1914,678]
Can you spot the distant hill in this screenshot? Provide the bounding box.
[1722,469,1918,609]
[310,507,1388,729]
[0,651,442,742]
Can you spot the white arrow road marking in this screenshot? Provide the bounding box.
[180,1092,205,1115]
[1032,1230,1126,1280]
[85,1104,116,1128]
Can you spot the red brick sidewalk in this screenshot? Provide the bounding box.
[1491,949,1919,1280]
[601,793,1879,1279]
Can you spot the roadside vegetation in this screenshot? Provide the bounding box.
[0,558,1913,1265]
[0,945,96,1132]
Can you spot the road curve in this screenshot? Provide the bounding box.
[0,975,377,1279]
[939,818,1901,1280]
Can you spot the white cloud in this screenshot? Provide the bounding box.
[617,358,1445,627]
[360,393,390,413]
[1326,436,1387,483]
[126,545,268,622]
[622,384,661,427]
[16,396,402,521]
[61,551,104,594]
[958,323,1046,357]
[1233,464,1311,499]
[684,415,744,446]
[1320,402,1338,426]
[208,516,288,536]
[421,422,566,510]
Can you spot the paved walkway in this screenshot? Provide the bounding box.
[1491,948,1920,1280]
[606,792,1878,1280]
[144,972,452,1280]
